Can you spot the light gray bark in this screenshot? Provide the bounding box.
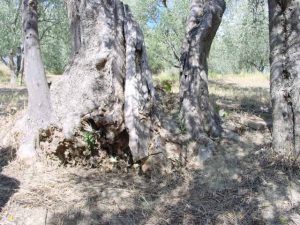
[18,0,52,160]
[124,5,155,161]
[269,0,300,154]
[44,0,155,163]
[180,0,225,140]
[23,0,51,126]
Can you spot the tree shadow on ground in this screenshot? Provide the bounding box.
[209,80,272,129]
[46,136,300,224]
[0,147,20,212]
[46,85,300,225]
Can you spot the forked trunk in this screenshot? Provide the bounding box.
[269,0,300,154]
[180,0,225,140]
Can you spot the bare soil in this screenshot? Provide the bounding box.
[1,74,300,225]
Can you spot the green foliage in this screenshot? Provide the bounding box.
[125,0,269,75]
[0,0,71,74]
[209,0,269,74]
[123,0,189,73]
[0,0,22,57]
[0,0,269,75]
[161,80,172,92]
[39,0,71,74]
[83,132,96,153]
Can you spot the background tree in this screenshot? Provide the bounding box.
[39,0,71,74]
[0,0,70,76]
[124,0,269,75]
[0,0,22,83]
[209,0,269,74]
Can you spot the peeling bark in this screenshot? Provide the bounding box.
[180,0,225,140]
[269,0,300,154]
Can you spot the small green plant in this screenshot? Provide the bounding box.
[83,132,96,153]
[161,80,173,92]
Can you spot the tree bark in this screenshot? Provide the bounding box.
[43,0,155,164]
[23,0,51,126]
[269,0,300,154]
[8,49,17,85]
[124,6,155,161]
[65,0,82,55]
[18,0,52,160]
[179,0,225,140]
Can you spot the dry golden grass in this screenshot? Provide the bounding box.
[211,72,269,88]
[154,70,269,96]
[0,62,11,84]
[209,72,270,109]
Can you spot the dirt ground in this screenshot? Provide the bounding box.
[1,73,300,225]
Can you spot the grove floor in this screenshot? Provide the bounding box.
[1,73,300,225]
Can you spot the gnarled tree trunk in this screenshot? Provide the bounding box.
[269,0,300,155]
[180,0,225,140]
[42,0,155,164]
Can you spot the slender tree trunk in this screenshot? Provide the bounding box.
[180,0,225,140]
[18,0,51,160]
[8,49,17,85]
[23,0,51,126]
[269,0,300,154]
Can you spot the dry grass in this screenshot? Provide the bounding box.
[1,71,300,225]
[0,63,11,84]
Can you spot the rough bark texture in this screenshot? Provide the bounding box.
[180,0,225,140]
[65,0,82,55]
[42,0,155,164]
[269,0,300,154]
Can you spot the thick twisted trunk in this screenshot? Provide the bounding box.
[180,0,225,140]
[42,0,155,164]
[269,0,300,154]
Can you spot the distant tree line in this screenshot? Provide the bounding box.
[0,0,268,75]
